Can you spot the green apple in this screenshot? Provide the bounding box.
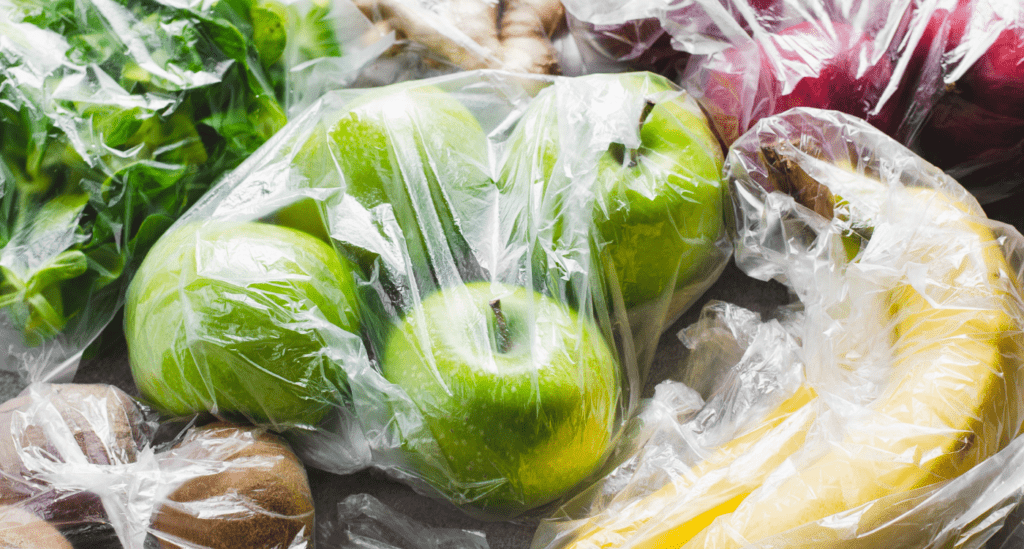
[286,81,493,297]
[125,221,361,427]
[500,72,726,312]
[381,281,620,515]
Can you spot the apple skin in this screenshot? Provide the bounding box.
[125,221,361,427]
[501,72,725,312]
[960,25,1024,119]
[381,281,620,514]
[289,83,493,297]
[698,21,896,140]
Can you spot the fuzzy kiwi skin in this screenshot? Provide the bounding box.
[0,505,72,549]
[150,423,314,549]
[0,383,152,544]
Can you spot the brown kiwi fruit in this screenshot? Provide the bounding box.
[0,383,152,544]
[0,505,72,549]
[150,422,315,549]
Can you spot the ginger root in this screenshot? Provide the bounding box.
[354,0,565,74]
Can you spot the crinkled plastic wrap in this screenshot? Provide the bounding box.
[346,0,573,83]
[0,383,156,546]
[530,107,1024,548]
[321,493,489,548]
[0,0,389,382]
[562,0,1024,205]
[0,386,317,549]
[121,69,732,518]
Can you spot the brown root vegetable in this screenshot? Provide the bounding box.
[354,0,565,74]
[500,0,563,74]
[0,505,72,549]
[150,423,314,549]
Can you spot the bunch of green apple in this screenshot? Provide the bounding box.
[498,72,728,325]
[124,76,636,517]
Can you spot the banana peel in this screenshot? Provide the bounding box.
[563,385,817,548]
[683,186,1023,549]
[560,143,1024,548]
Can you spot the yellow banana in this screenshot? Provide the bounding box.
[563,385,818,548]
[559,140,1024,548]
[678,187,1024,549]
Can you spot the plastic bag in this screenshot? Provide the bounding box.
[561,0,1024,207]
[321,493,490,549]
[120,69,732,519]
[346,0,573,84]
[0,383,156,547]
[0,0,389,383]
[0,503,74,548]
[0,384,317,549]
[532,300,810,548]
[530,107,1024,548]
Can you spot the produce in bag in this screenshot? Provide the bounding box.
[350,0,568,77]
[0,0,384,383]
[0,504,72,549]
[0,382,313,549]
[125,220,362,428]
[499,71,730,378]
[145,422,315,549]
[910,0,1024,205]
[0,383,156,546]
[123,69,731,518]
[531,108,1024,548]
[562,0,1024,208]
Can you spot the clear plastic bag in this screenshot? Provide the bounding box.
[0,0,389,383]
[347,0,573,83]
[121,69,732,519]
[561,0,1024,206]
[0,503,73,548]
[530,108,1024,548]
[0,383,156,547]
[321,493,490,549]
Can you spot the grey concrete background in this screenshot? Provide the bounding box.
[2,200,1020,548]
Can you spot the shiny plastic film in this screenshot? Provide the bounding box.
[321,493,490,548]
[532,106,1024,548]
[561,0,1024,204]
[344,0,574,84]
[0,0,390,382]
[0,383,156,546]
[531,299,811,549]
[0,383,317,549]
[121,69,732,519]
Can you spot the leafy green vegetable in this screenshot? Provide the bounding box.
[0,0,346,371]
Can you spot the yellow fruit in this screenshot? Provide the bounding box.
[564,386,818,548]
[681,188,1023,549]
[559,182,1023,549]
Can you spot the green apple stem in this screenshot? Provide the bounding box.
[609,99,657,168]
[489,299,511,354]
